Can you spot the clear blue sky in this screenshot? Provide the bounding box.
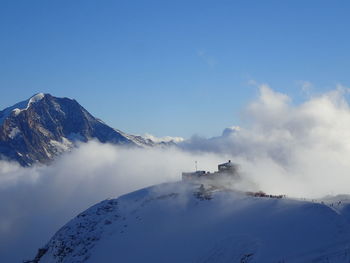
[1,0,350,138]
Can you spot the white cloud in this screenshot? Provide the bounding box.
[143,133,184,143]
[180,84,350,198]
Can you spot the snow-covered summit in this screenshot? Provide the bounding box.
[28,92,45,105]
[0,93,46,125]
[31,182,350,263]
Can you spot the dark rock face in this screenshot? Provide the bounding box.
[0,94,137,166]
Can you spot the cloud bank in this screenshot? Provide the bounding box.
[2,84,350,262]
[181,83,350,198]
[0,143,225,262]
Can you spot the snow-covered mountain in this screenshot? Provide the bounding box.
[30,181,350,263]
[0,93,170,166]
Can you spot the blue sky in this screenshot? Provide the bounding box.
[1,0,350,138]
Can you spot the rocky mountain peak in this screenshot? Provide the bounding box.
[0,93,153,166]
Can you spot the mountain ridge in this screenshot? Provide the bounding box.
[0,93,171,166]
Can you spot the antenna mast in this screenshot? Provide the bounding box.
[195,161,198,171]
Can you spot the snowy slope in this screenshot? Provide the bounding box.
[33,182,350,263]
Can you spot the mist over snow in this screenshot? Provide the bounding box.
[3,85,350,262]
[0,142,225,262]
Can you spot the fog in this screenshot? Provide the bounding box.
[2,84,350,262]
[0,143,226,262]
